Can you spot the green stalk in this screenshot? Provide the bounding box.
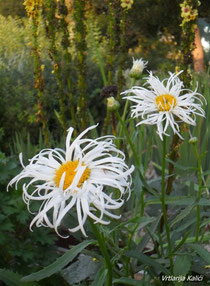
[118,77,135,147]
[115,110,145,216]
[117,7,127,100]
[193,144,203,242]
[107,0,115,85]
[74,0,88,129]
[32,16,50,146]
[90,220,112,286]
[161,135,173,274]
[124,224,138,277]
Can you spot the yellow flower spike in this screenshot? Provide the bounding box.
[24,0,42,19]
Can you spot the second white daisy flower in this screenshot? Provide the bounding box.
[129,57,148,79]
[122,71,206,140]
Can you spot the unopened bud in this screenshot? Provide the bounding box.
[189,137,198,144]
[107,97,120,111]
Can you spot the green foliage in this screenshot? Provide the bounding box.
[0,152,58,276]
[0,0,26,17]
[22,240,95,282]
[60,254,101,285]
[0,269,39,286]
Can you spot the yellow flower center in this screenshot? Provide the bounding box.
[155,94,177,111]
[54,161,90,190]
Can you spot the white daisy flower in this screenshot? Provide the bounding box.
[129,57,148,79]
[8,125,134,237]
[122,71,206,140]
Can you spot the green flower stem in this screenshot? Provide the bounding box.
[90,220,112,286]
[161,135,173,274]
[125,222,139,277]
[193,144,203,242]
[115,110,145,216]
[118,78,135,147]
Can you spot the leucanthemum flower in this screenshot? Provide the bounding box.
[122,71,206,140]
[8,125,134,237]
[129,57,148,79]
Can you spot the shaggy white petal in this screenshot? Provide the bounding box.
[8,125,134,237]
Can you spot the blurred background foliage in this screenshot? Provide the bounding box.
[0,0,209,153]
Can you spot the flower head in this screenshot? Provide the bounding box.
[24,0,42,19]
[180,1,198,27]
[8,125,134,237]
[121,0,134,10]
[122,71,206,140]
[129,58,148,79]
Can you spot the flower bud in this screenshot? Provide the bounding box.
[189,137,198,144]
[107,97,120,111]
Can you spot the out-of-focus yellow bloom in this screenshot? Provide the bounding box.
[191,23,198,33]
[175,66,180,74]
[121,0,134,10]
[24,0,42,19]
[180,1,198,26]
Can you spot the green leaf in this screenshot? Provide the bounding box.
[165,158,194,171]
[21,240,96,282]
[125,251,170,275]
[145,196,210,206]
[113,277,144,285]
[54,110,65,129]
[0,269,39,286]
[60,254,101,284]
[170,205,194,228]
[90,267,108,286]
[136,213,162,253]
[163,234,210,249]
[174,255,191,276]
[109,216,155,234]
[174,255,192,286]
[173,231,191,253]
[188,244,210,264]
[174,218,196,233]
[200,218,210,228]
